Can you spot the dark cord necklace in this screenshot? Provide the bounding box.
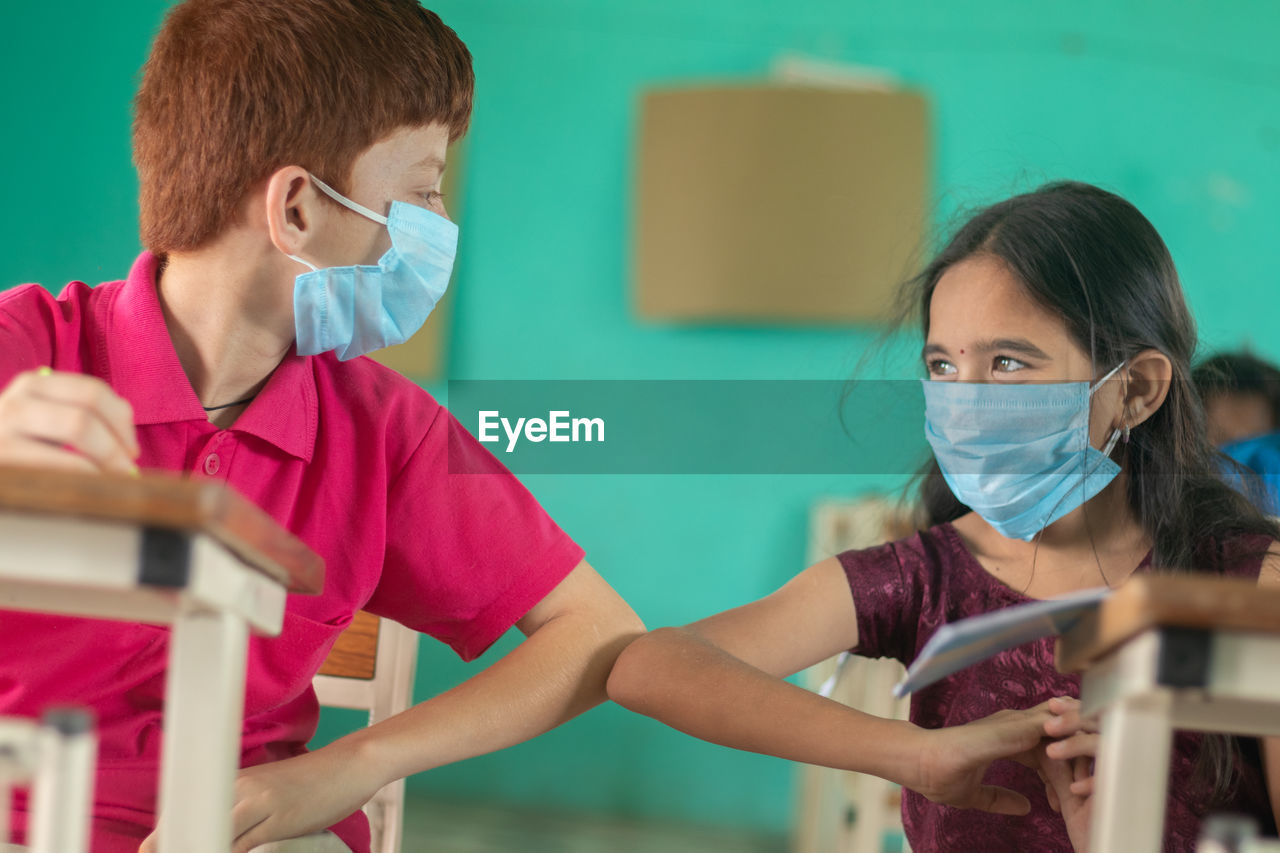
[202,394,257,412]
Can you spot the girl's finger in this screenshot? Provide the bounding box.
[1070,776,1095,796]
[1046,732,1100,761]
[1044,713,1081,736]
[970,785,1032,816]
[1047,696,1080,714]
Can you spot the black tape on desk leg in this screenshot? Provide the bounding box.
[1156,627,1212,689]
[139,527,191,588]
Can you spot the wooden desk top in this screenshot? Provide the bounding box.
[1056,574,1280,674]
[0,465,323,595]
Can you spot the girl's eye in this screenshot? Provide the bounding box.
[927,358,957,376]
[420,190,445,206]
[994,356,1028,372]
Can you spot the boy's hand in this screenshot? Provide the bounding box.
[0,368,139,474]
[138,738,388,853]
[909,701,1056,815]
[1039,695,1099,852]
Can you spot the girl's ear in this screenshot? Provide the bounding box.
[1122,348,1174,429]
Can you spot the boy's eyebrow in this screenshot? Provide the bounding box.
[412,155,447,171]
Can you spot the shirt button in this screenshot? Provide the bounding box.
[203,453,221,476]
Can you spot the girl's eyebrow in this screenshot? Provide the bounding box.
[921,339,1051,360]
[974,338,1052,359]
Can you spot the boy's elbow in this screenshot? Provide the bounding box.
[606,625,682,712]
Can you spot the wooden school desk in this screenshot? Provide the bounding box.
[1056,574,1280,853]
[0,466,323,853]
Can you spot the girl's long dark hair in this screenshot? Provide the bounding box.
[903,180,1279,802]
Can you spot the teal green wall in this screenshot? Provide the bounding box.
[4,0,1279,836]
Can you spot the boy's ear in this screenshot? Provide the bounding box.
[263,166,321,259]
[1122,348,1173,430]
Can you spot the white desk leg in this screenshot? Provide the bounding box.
[30,710,96,853]
[156,609,249,853]
[1089,695,1173,853]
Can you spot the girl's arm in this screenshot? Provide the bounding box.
[1261,551,1280,828]
[607,557,1054,814]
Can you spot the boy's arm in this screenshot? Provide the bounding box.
[206,558,642,853]
[606,557,1054,816]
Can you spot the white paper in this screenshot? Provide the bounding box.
[892,586,1111,698]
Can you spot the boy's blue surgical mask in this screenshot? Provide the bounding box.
[922,363,1126,541]
[288,173,458,361]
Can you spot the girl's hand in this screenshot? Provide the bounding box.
[910,702,1056,815]
[0,368,139,474]
[1039,695,1100,852]
[138,738,388,853]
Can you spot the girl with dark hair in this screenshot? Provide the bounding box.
[607,181,1280,852]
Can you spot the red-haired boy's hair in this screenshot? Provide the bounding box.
[133,0,473,256]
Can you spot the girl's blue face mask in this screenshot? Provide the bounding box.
[922,363,1125,541]
[288,173,458,361]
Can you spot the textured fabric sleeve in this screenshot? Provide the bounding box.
[365,407,586,661]
[0,284,58,387]
[838,538,922,664]
[1224,433,1280,517]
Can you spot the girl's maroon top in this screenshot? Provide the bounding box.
[839,522,1275,853]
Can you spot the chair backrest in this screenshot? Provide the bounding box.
[313,612,418,853]
[794,496,918,853]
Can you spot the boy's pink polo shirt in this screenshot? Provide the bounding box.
[0,253,585,852]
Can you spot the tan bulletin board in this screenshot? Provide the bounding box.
[369,142,466,381]
[634,85,930,324]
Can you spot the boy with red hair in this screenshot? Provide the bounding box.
[0,1,643,851]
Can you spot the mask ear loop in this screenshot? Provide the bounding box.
[287,254,318,272]
[309,173,390,226]
[284,173,390,273]
[1088,364,1133,588]
[1027,362,1130,588]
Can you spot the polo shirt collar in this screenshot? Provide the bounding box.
[105,252,317,461]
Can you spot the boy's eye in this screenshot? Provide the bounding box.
[994,356,1028,372]
[421,190,444,206]
[927,358,957,376]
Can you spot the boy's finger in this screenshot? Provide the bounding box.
[14,396,137,474]
[26,370,139,458]
[0,438,99,474]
